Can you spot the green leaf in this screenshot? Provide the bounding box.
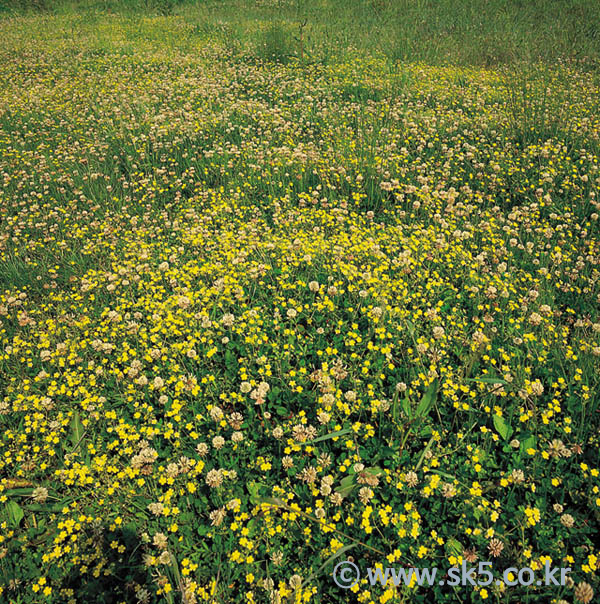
[224,349,237,373]
[301,428,351,445]
[391,397,399,422]
[5,500,24,527]
[415,435,436,471]
[69,411,84,448]
[301,544,356,588]
[419,425,433,437]
[335,475,355,497]
[415,379,438,418]
[400,396,411,418]
[26,503,67,513]
[247,481,261,505]
[247,482,279,507]
[268,386,281,402]
[493,415,513,441]
[428,469,457,481]
[445,537,463,557]
[520,434,536,453]
[5,488,34,497]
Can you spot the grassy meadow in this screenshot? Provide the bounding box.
[0,1,599,602]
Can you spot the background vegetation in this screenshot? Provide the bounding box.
[2,0,600,68]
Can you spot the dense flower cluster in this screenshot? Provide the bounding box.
[0,13,599,604]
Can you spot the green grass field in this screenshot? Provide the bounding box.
[0,2,599,603]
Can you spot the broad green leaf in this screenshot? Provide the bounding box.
[5,500,24,527]
[419,425,433,437]
[415,379,438,418]
[493,415,513,441]
[5,487,34,497]
[247,482,278,507]
[521,434,536,452]
[224,349,237,372]
[268,386,281,401]
[335,475,355,497]
[247,481,261,505]
[26,503,68,513]
[69,411,84,448]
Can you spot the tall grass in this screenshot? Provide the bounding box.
[2,0,600,69]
